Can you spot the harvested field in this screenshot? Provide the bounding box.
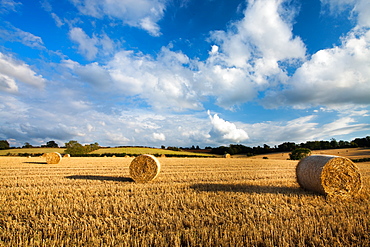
[0,156,369,246]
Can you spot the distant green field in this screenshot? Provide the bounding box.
[91,147,214,157]
[0,148,64,156]
[0,147,214,157]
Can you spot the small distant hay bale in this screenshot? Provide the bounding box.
[224,153,231,158]
[296,155,362,196]
[45,152,62,164]
[124,155,130,158]
[64,154,70,158]
[161,154,166,158]
[129,154,161,183]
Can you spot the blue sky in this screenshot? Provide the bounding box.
[0,0,369,148]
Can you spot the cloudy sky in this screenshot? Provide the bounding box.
[0,0,369,148]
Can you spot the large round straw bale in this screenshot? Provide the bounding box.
[296,155,362,196]
[224,153,231,158]
[129,154,161,183]
[45,152,62,164]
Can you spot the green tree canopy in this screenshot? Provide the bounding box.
[289,148,311,160]
[0,140,10,150]
[65,141,100,155]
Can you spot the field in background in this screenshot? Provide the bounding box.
[0,155,369,246]
[0,147,64,156]
[245,147,370,160]
[0,147,214,157]
[90,147,214,157]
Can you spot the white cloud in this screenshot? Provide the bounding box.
[153,133,166,141]
[0,24,44,49]
[0,74,18,93]
[0,52,46,91]
[69,27,116,60]
[0,0,21,13]
[208,111,249,144]
[262,28,370,108]
[70,0,166,36]
[69,27,98,60]
[195,0,306,109]
[238,112,370,146]
[321,0,370,27]
[15,28,44,48]
[51,13,64,27]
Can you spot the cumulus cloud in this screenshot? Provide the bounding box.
[208,111,249,144]
[69,27,116,60]
[238,112,370,146]
[262,28,370,108]
[0,74,18,93]
[69,27,99,60]
[70,0,166,36]
[0,52,46,92]
[195,0,306,109]
[153,133,166,141]
[65,47,201,111]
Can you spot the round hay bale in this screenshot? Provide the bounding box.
[64,154,70,158]
[224,153,231,158]
[296,155,362,196]
[45,152,62,164]
[161,154,166,158]
[129,154,161,183]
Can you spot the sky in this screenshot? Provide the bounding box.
[0,0,369,148]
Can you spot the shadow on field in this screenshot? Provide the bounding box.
[23,162,47,164]
[190,183,308,195]
[65,175,134,182]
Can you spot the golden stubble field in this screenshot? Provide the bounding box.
[0,155,369,246]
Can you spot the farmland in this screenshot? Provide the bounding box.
[0,152,369,246]
[0,147,214,157]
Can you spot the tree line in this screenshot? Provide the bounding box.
[1,136,369,155]
[210,136,370,155]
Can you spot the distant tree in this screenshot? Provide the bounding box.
[289,148,311,160]
[22,142,33,148]
[46,140,59,148]
[278,142,296,152]
[352,136,370,147]
[0,140,10,150]
[65,141,85,155]
[196,145,200,150]
[330,138,338,148]
[161,145,166,149]
[85,142,100,152]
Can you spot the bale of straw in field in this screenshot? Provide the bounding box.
[129,154,161,183]
[224,153,231,158]
[161,154,166,158]
[45,152,62,164]
[64,154,70,158]
[296,155,362,196]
